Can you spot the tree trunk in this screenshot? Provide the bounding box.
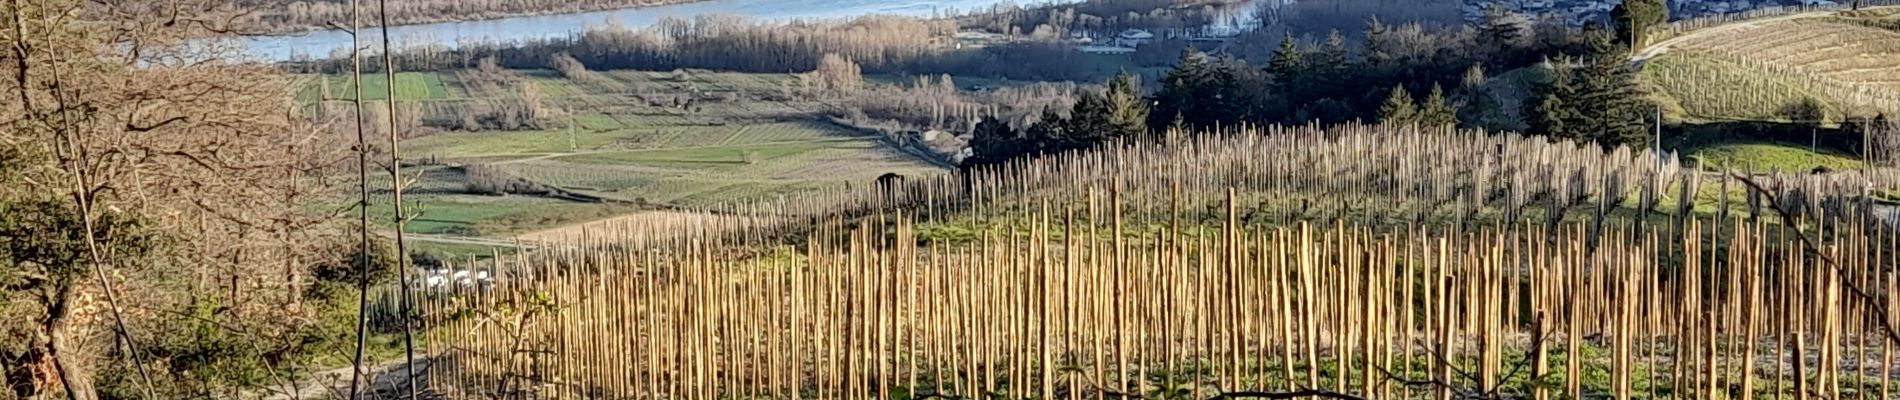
[44,283,96,400]
[48,328,94,400]
[5,347,51,400]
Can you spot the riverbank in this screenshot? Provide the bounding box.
[244,0,1054,60]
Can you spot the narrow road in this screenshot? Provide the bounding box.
[388,232,541,249]
[253,359,426,400]
[443,137,873,166]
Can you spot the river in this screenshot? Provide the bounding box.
[246,0,1078,61]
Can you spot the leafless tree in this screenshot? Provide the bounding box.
[246,0,692,33]
[1,0,343,398]
[806,53,864,94]
[1869,118,1899,167]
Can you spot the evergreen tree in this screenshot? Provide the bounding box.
[1059,90,1111,150]
[1154,50,1251,130]
[1478,5,1532,66]
[1419,83,1459,128]
[1613,0,1668,50]
[1151,48,1213,131]
[1572,34,1651,146]
[1266,35,1305,91]
[1458,64,1504,130]
[1209,54,1255,124]
[1104,70,1150,140]
[1312,30,1353,97]
[965,115,1022,167]
[1528,59,1582,140]
[1379,85,1418,125]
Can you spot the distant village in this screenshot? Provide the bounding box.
[956,27,1214,55]
[955,0,1849,57]
[1465,0,1844,26]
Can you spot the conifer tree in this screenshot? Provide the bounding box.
[1419,83,1459,128]
[1311,30,1353,98]
[966,115,1023,166]
[1613,0,1668,50]
[1573,35,1650,146]
[1152,51,1248,131]
[1478,5,1532,65]
[1267,35,1305,90]
[1151,49,1211,131]
[1529,59,1581,139]
[1058,92,1107,150]
[1458,64,1504,130]
[1104,70,1150,140]
[1379,85,1418,125]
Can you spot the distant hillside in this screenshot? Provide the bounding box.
[1640,6,1900,124]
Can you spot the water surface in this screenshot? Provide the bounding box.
[248,0,1068,60]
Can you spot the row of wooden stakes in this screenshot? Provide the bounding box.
[413,201,1899,399]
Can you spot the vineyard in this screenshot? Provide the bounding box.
[410,124,1900,399]
[1645,12,1900,122]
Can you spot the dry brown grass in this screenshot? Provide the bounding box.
[511,210,769,244]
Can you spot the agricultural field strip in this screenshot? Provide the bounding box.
[456,137,870,166]
[327,68,950,240]
[422,189,1900,399]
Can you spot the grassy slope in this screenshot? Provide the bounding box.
[1684,142,1864,172]
[297,72,450,101]
[308,68,948,240]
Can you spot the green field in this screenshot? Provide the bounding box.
[366,193,652,237]
[298,72,450,101]
[1685,142,1865,172]
[321,67,948,239]
[562,140,838,166]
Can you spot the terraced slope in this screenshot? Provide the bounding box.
[1642,8,1900,122]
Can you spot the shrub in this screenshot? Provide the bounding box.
[462,164,548,195]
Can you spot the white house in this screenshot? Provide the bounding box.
[1116,29,1156,47]
[1078,45,1137,55]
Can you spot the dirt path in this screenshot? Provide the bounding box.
[446,137,869,166]
[512,209,770,244]
[402,233,540,249]
[255,358,429,400]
